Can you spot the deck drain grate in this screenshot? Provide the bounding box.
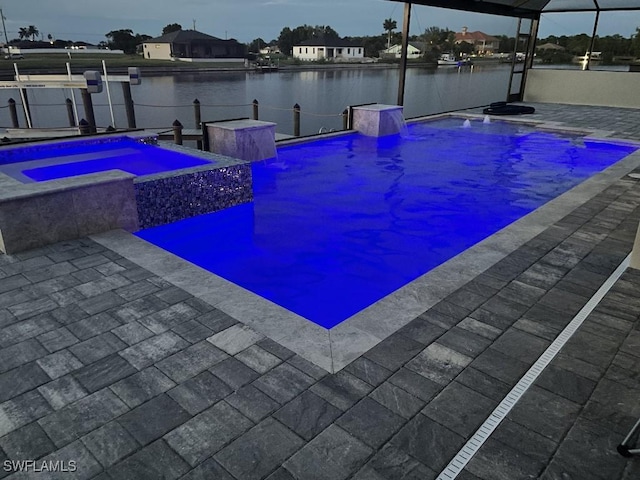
[436,254,631,480]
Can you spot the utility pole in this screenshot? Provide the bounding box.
[0,8,9,48]
[192,19,196,31]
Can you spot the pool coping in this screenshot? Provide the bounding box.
[91,118,640,373]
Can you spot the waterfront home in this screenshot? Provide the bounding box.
[380,41,428,59]
[536,42,566,52]
[454,26,499,55]
[259,45,281,55]
[142,29,245,61]
[292,36,364,61]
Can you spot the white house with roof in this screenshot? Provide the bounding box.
[381,42,428,59]
[259,45,281,55]
[293,36,364,61]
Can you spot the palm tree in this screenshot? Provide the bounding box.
[383,18,397,49]
[18,27,29,40]
[27,25,38,41]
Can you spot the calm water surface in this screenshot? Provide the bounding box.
[1,64,511,136]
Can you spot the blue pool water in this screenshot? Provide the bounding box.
[0,138,210,182]
[137,118,637,328]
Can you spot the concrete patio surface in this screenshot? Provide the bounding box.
[0,102,640,479]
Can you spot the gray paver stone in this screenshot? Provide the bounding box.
[106,439,190,480]
[215,418,304,480]
[0,362,51,403]
[36,327,79,353]
[36,350,84,380]
[422,382,496,437]
[225,384,280,422]
[273,390,342,442]
[353,444,436,480]
[81,421,140,468]
[38,375,88,410]
[155,340,228,383]
[336,397,405,448]
[118,331,189,370]
[108,366,176,409]
[284,425,372,480]
[72,354,137,393]
[38,388,129,448]
[0,421,56,461]
[164,401,253,467]
[369,381,426,419]
[253,363,315,404]
[0,390,53,437]
[310,371,373,411]
[68,332,126,365]
[117,393,191,446]
[166,370,233,415]
[390,414,464,472]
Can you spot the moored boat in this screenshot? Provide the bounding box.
[437,53,472,67]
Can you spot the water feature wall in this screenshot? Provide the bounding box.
[205,119,277,161]
[351,104,405,137]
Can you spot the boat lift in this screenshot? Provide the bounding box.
[1,64,141,133]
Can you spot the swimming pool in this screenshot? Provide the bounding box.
[0,136,211,183]
[137,117,637,329]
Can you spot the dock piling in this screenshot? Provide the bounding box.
[8,98,18,128]
[172,119,183,145]
[193,99,202,149]
[65,98,76,127]
[122,82,136,129]
[80,89,97,134]
[79,119,91,135]
[293,103,301,137]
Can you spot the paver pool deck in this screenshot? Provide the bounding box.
[1,102,640,479]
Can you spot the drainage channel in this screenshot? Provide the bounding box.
[436,254,631,480]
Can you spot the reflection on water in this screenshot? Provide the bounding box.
[0,64,511,136]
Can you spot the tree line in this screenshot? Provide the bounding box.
[249,23,640,61]
[9,21,640,61]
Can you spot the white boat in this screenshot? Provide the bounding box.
[437,53,472,66]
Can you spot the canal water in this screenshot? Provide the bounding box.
[1,63,512,136]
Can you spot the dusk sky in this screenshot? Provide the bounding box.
[4,0,640,45]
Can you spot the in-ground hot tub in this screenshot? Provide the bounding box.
[0,132,252,253]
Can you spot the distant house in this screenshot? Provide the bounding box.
[142,29,245,60]
[454,27,499,55]
[259,45,281,55]
[536,42,566,51]
[380,42,428,59]
[293,36,364,61]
